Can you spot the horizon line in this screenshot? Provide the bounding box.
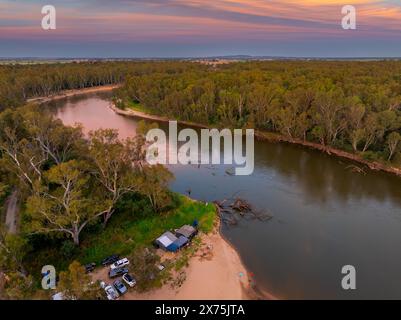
[2,55,401,61]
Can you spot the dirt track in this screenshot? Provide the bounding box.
[5,190,18,234]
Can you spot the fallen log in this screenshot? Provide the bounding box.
[214,197,273,226]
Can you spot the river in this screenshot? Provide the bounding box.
[48,91,401,299]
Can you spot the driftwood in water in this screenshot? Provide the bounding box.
[225,168,235,176]
[214,196,273,226]
[231,198,252,214]
[214,201,238,225]
[346,164,366,175]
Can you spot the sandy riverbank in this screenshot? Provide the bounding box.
[27,84,120,104]
[109,102,208,129]
[91,225,273,300]
[126,230,251,300]
[110,102,401,178]
[27,84,401,178]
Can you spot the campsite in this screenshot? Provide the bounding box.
[155,224,198,252]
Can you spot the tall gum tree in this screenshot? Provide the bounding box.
[26,160,109,245]
[88,129,145,226]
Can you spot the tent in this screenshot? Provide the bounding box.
[155,231,177,250]
[167,236,189,252]
[175,225,197,239]
[175,235,189,247]
[166,242,179,252]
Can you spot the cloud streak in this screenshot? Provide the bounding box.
[1,0,401,57]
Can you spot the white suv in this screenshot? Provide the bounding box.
[100,281,119,300]
[110,257,130,270]
[122,273,136,287]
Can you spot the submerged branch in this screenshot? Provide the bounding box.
[214,195,273,226]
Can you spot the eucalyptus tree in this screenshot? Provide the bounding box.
[24,107,85,165]
[57,261,103,300]
[386,132,401,161]
[88,129,146,226]
[138,164,174,213]
[26,160,109,245]
[0,107,44,188]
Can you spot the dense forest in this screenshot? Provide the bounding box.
[115,60,401,165]
[0,61,217,299]
[0,103,178,298]
[1,60,401,298]
[0,61,204,110]
[2,60,400,166]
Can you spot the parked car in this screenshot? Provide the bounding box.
[85,262,96,273]
[110,257,130,270]
[113,279,128,295]
[52,292,64,300]
[122,273,136,287]
[109,267,129,278]
[157,264,165,272]
[152,240,160,249]
[100,281,119,300]
[101,254,119,267]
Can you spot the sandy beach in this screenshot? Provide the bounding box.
[27,84,120,104]
[125,230,250,300]
[91,226,269,300]
[109,102,209,129]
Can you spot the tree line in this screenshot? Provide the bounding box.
[0,105,173,245]
[0,61,203,111]
[0,105,174,298]
[1,59,401,298]
[0,60,205,299]
[115,60,401,164]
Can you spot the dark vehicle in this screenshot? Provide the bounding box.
[113,280,128,295]
[109,267,129,278]
[101,255,119,267]
[85,263,96,273]
[152,240,159,249]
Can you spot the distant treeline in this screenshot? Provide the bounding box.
[115,60,401,164]
[1,60,401,164]
[0,61,203,110]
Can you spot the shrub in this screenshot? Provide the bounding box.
[362,151,381,161]
[128,247,161,292]
[61,240,77,259]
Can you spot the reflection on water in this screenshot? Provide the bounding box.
[51,92,401,299]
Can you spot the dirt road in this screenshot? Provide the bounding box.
[5,190,18,234]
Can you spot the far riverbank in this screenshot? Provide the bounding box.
[27,84,120,104]
[25,83,401,178]
[109,102,401,178]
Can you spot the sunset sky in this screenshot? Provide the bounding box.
[1,0,401,58]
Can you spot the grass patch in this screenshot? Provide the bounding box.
[127,101,156,115]
[24,193,216,276]
[79,195,215,264]
[173,237,202,272]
